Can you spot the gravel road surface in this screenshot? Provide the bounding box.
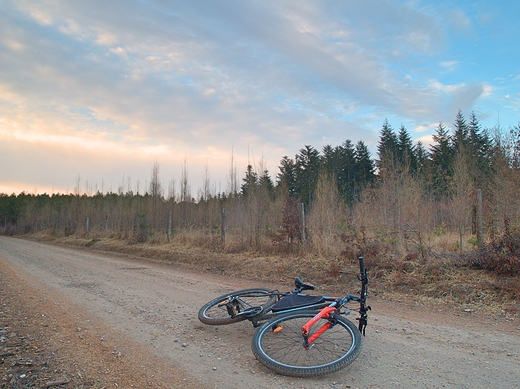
[1,236,519,388]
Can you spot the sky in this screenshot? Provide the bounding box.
[1,0,519,197]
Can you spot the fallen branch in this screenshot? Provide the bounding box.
[45,378,70,388]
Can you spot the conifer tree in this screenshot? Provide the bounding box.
[321,144,336,176]
[467,111,492,188]
[337,140,357,201]
[354,141,375,186]
[414,141,429,175]
[452,109,469,155]
[241,164,258,198]
[295,145,320,205]
[429,122,454,198]
[397,124,417,173]
[277,156,297,197]
[511,122,520,170]
[377,119,398,178]
[259,169,274,194]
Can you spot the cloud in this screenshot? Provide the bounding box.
[1,0,515,194]
[9,2,450,121]
[440,60,458,71]
[6,0,453,125]
[446,8,473,35]
[447,83,486,114]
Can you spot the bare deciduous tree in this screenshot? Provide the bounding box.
[228,148,239,197]
[180,158,191,203]
[307,172,342,256]
[449,153,475,251]
[149,162,162,229]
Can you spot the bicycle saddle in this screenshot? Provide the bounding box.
[294,277,315,291]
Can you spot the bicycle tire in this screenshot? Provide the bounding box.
[251,310,362,377]
[198,288,276,325]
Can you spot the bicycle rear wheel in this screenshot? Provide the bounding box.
[251,310,362,377]
[198,288,276,325]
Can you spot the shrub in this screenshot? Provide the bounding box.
[462,219,520,276]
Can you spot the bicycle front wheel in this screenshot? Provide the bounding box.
[251,310,362,377]
[198,288,276,325]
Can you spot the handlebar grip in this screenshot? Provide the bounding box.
[358,256,366,275]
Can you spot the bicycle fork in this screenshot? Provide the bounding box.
[301,306,337,348]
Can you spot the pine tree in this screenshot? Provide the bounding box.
[337,140,357,201]
[277,156,297,197]
[354,140,375,188]
[377,119,398,178]
[397,124,417,173]
[414,141,429,175]
[321,144,336,176]
[295,145,320,205]
[452,109,469,155]
[511,122,520,170]
[467,111,492,188]
[259,170,273,189]
[241,164,259,198]
[429,122,454,198]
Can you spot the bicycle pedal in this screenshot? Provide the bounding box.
[272,325,284,334]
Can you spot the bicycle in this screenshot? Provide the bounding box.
[198,256,370,377]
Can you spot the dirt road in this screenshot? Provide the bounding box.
[1,236,519,388]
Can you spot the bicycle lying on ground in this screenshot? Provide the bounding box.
[198,256,370,377]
